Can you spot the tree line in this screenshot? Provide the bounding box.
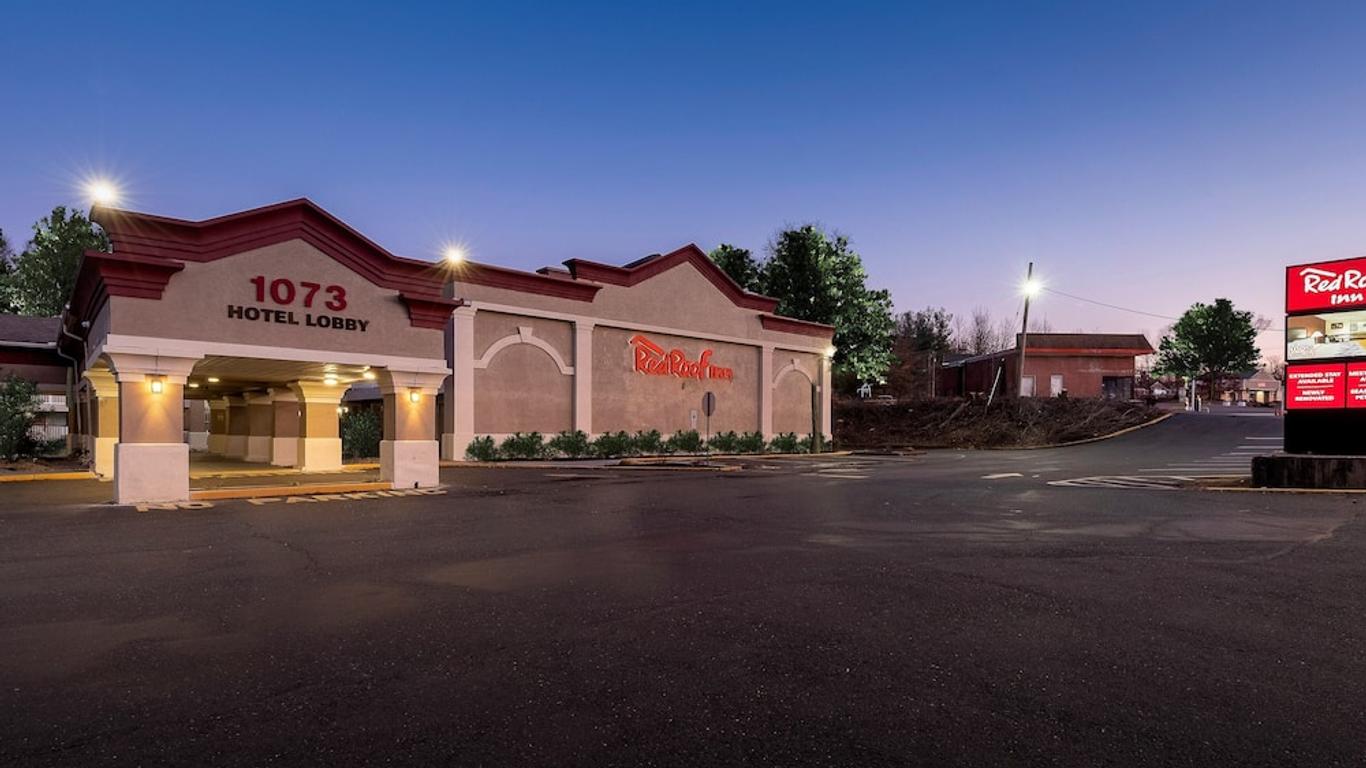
[0,206,109,317]
[0,203,1268,402]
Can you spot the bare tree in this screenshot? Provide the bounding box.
[994,316,1016,352]
[1027,316,1054,333]
[1263,355,1286,382]
[967,306,996,355]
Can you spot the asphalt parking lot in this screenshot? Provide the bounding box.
[3,412,1364,766]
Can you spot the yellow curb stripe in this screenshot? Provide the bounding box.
[0,471,96,483]
[188,462,379,479]
[190,481,393,501]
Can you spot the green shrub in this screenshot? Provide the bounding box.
[768,432,801,454]
[340,408,382,459]
[631,429,664,456]
[665,429,703,454]
[707,431,740,453]
[592,431,633,458]
[0,375,40,459]
[500,432,548,460]
[799,433,832,453]
[736,431,767,453]
[548,430,592,458]
[465,435,500,461]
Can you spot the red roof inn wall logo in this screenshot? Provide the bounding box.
[1286,257,1366,313]
[1286,363,1347,409]
[629,334,734,381]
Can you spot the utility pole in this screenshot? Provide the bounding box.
[1018,261,1035,398]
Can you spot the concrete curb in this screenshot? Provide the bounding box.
[189,463,379,479]
[443,451,851,469]
[1201,485,1366,495]
[980,412,1175,451]
[0,470,96,483]
[189,480,394,501]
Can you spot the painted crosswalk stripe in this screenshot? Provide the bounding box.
[982,472,1024,479]
[1048,476,1186,490]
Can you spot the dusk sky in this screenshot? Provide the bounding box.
[5,1,1366,356]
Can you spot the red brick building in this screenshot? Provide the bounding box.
[938,334,1155,399]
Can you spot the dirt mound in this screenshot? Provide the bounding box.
[834,397,1162,450]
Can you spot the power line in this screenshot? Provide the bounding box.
[1041,286,1287,333]
[1040,287,1180,322]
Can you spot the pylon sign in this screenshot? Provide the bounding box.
[1284,256,1366,452]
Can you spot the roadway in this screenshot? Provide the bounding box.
[7,410,1366,767]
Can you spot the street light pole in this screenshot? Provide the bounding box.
[1018,261,1034,398]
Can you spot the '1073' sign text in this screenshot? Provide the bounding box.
[226,276,370,332]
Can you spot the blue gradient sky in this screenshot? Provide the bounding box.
[4,1,1366,354]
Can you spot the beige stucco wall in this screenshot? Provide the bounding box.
[384,393,437,441]
[454,260,830,351]
[772,352,821,435]
[119,382,184,444]
[107,239,443,359]
[473,343,574,434]
[592,326,759,435]
[473,311,573,365]
[471,311,575,434]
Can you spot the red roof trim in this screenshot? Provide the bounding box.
[400,294,465,331]
[69,250,186,328]
[759,314,835,339]
[91,199,445,298]
[92,198,601,306]
[453,262,601,302]
[563,244,781,313]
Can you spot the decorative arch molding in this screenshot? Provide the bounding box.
[475,326,575,375]
[773,358,815,388]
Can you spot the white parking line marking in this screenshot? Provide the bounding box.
[982,472,1024,479]
[1049,476,1187,490]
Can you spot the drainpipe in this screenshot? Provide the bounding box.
[57,312,90,460]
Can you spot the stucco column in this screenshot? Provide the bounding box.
[224,396,249,459]
[759,344,774,438]
[207,399,229,455]
[106,353,200,504]
[83,369,119,479]
[185,399,209,451]
[290,381,344,473]
[819,354,833,440]
[573,320,594,436]
[243,391,274,463]
[269,388,299,467]
[441,306,477,460]
[379,370,445,488]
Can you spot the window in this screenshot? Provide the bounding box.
[1050,374,1064,397]
[1020,375,1036,397]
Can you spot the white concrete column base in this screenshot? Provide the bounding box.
[441,432,475,461]
[382,440,439,488]
[207,434,227,455]
[114,443,189,504]
[245,435,272,463]
[224,435,248,459]
[271,436,298,467]
[296,437,342,473]
[188,432,209,451]
[93,436,118,479]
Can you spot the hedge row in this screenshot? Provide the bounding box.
[465,429,831,461]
